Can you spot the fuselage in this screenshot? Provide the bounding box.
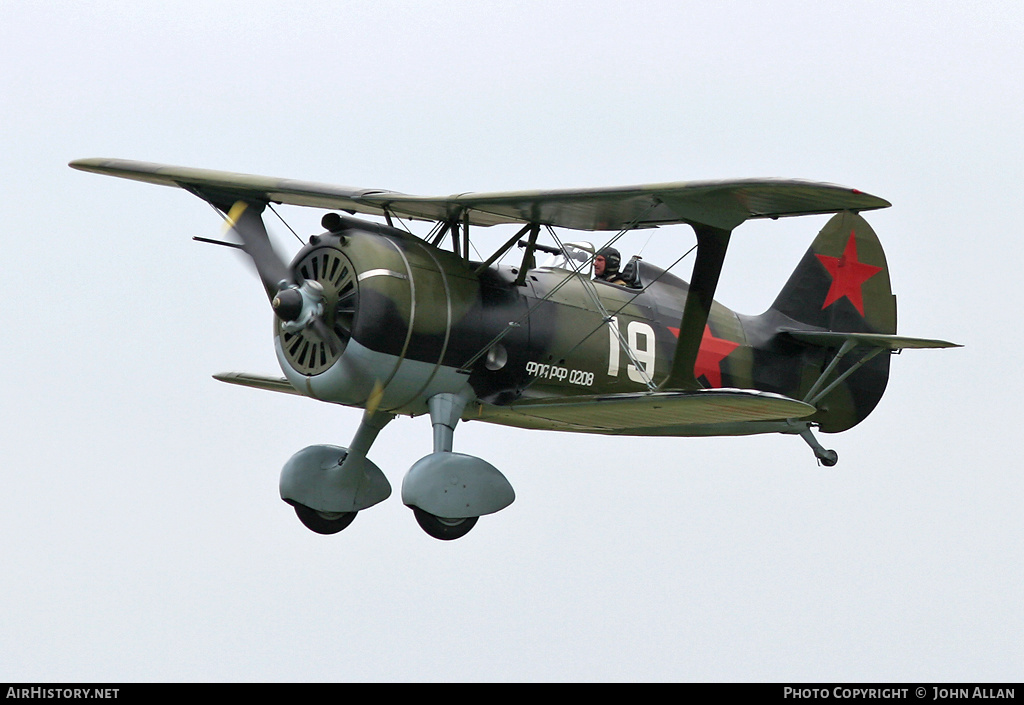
[273,217,886,433]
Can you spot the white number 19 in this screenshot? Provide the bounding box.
[607,317,656,384]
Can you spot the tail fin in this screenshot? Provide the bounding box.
[767,211,896,432]
[771,211,896,334]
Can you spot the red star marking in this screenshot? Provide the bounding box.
[668,325,740,388]
[815,230,883,316]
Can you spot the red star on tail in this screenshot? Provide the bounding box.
[815,230,883,316]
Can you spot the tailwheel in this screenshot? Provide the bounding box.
[816,449,839,467]
[798,426,839,467]
[412,507,478,541]
[292,503,357,535]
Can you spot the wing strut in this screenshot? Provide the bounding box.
[514,224,541,286]
[430,220,452,246]
[659,224,732,391]
[450,218,461,258]
[428,211,472,261]
[474,223,536,274]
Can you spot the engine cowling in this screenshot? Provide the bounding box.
[273,221,480,416]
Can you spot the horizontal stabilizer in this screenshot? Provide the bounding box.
[487,388,815,433]
[213,372,302,396]
[785,331,962,350]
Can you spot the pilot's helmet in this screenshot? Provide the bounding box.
[596,247,621,275]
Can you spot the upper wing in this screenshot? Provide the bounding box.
[374,180,889,231]
[70,158,889,231]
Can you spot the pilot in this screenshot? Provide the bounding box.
[593,247,628,286]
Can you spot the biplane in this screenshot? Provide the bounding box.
[70,158,959,540]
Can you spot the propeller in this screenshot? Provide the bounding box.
[225,201,341,355]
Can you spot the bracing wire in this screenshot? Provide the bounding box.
[267,203,305,245]
[459,204,660,372]
[513,239,699,396]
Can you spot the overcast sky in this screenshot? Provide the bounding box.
[1,0,1020,682]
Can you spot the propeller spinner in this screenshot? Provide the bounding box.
[225,201,345,359]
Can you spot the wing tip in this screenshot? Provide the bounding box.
[68,157,105,172]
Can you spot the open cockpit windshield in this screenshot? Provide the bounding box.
[537,242,594,276]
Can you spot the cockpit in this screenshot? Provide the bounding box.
[516,239,644,288]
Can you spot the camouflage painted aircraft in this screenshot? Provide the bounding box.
[70,158,959,540]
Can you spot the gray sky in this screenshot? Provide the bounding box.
[1,0,1020,682]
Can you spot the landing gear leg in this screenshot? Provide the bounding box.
[798,426,839,466]
[347,409,395,467]
[428,392,465,453]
